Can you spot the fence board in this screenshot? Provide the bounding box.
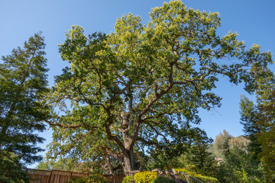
[27,169,88,183]
[27,169,125,183]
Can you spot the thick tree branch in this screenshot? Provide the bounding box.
[105,112,127,155]
[45,120,84,129]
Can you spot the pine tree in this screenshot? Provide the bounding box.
[0,33,50,182]
[240,63,275,181]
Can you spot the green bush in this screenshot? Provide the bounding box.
[151,176,176,183]
[67,174,108,183]
[193,175,219,183]
[0,151,29,183]
[134,171,157,183]
[122,175,134,183]
[175,168,219,183]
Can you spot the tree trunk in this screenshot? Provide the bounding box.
[121,112,137,172]
[123,147,136,172]
[106,156,114,174]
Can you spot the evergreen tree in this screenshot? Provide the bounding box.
[256,90,275,181]
[240,61,275,181]
[213,130,232,159]
[0,33,50,182]
[213,131,265,182]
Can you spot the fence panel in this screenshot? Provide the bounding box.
[27,169,89,183]
[27,169,125,183]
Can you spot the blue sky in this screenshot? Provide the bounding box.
[1,0,274,168]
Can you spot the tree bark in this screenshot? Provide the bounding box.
[105,156,114,174]
[123,147,136,172]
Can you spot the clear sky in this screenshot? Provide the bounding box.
[1,0,274,168]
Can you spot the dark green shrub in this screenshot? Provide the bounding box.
[68,177,89,183]
[176,168,219,183]
[67,174,107,183]
[151,176,176,183]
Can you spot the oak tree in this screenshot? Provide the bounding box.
[47,1,272,173]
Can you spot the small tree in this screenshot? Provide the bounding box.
[213,130,232,159]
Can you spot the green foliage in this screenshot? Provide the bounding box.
[176,168,218,183]
[48,0,272,173]
[256,95,275,181]
[213,131,265,182]
[0,33,50,183]
[143,128,217,177]
[134,171,157,183]
[151,176,176,183]
[0,151,29,183]
[233,168,261,183]
[213,130,232,159]
[37,158,93,173]
[68,174,107,183]
[122,175,134,183]
[240,59,275,182]
[240,96,263,158]
[181,130,217,176]
[89,174,108,183]
[217,162,264,183]
[145,151,180,171]
[256,90,275,181]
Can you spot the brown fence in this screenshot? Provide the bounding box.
[27,169,89,183]
[27,169,125,183]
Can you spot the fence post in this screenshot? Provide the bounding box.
[48,170,52,183]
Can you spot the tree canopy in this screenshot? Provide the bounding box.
[46,0,272,173]
[0,33,50,182]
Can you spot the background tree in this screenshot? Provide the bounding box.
[37,157,95,173]
[213,131,264,182]
[47,0,272,173]
[256,90,275,181]
[186,130,217,176]
[144,127,215,174]
[0,33,50,182]
[240,63,275,181]
[213,130,232,159]
[0,151,29,183]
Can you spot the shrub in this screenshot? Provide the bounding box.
[134,171,157,183]
[151,176,176,183]
[122,175,134,183]
[175,168,218,183]
[193,174,219,183]
[68,174,108,183]
[89,174,108,183]
[68,177,89,183]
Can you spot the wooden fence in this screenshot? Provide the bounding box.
[27,168,203,183]
[27,169,125,183]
